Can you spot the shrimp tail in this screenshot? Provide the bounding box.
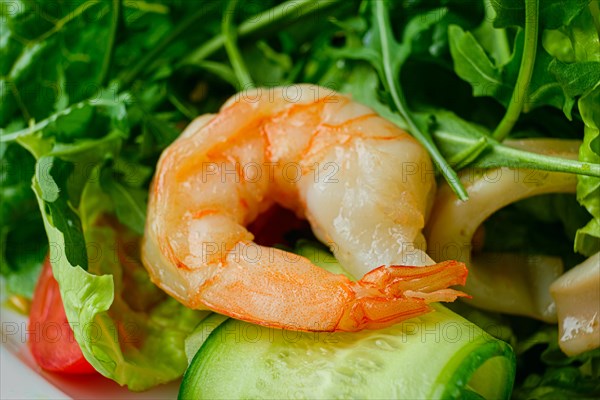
[336,261,468,332]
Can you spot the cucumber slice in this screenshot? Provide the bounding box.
[179,306,514,399]
[185,313,229,364]
[179,241,515,399]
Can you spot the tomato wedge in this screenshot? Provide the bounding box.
[28,257,97,374]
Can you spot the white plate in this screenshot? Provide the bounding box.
[0,306,179,399]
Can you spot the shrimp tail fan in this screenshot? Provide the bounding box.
[360,260,469,304]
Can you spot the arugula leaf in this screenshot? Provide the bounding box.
[47,196,87,269]
[323,51,599,179]
[514,366,600,399]
[179,0,346,69]
[514,326,600,399]
[448,25,513,101]
[450,1,598,137]
[524,49,575,117]
[31,156,86,269]
[33,158,87,270]
[181,61,238,90]
[335,1,468,199]
[0,142,45,298]
[472,2,512,67]
[0,0,119,127]
[542,29,577,63]
[0,143,37,223]
[1,225,46,299]
[491,0,590,29]
[330,24,600,180]
[115,1,224,89]
[243,42,293,86]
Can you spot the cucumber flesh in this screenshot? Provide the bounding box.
[179,241,515,399]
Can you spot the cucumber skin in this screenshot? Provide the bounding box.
[179,306,515,400]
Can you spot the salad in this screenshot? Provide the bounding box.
[1,0,599,398]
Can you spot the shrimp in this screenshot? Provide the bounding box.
[141,85,467,332]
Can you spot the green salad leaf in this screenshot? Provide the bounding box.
[0,142,45,298]
[448,24,514,102]
[575,83,600,255]
[21,120,206,388]
[513,327,600,399]
[32,179,206,390]
[0,0,119,127]
[451,1,599,133]
[491,0,591,29]
[550,61,600,100]
[100,173,147,236]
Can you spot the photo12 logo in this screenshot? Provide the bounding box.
[2,320,140,345]
[200,161,339,184]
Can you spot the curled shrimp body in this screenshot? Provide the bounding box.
[142,85,467,332]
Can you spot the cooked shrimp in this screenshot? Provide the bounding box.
[141,85,467,332]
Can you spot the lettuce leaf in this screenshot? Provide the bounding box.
[12,94,208,390]
[575,83,600,255]
[32,175,207,390]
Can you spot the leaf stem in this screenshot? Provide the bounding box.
[487,144,600,178]
[0,99,123,143]
[222,0,254,89]
[179,0,341,67]
[432,129,600,178]
[99,0,120,86]
[374,1,468,200]
[35,1,104,43]
[492,0,539,141]
[192,61,238,87]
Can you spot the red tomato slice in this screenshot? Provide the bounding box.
[28,257,97,374]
